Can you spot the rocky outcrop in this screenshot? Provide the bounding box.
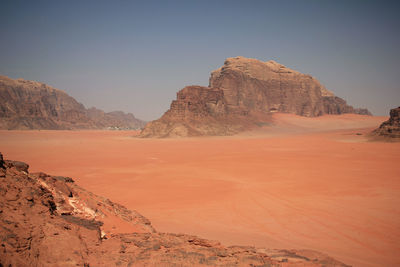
[209,57,371,117]
[86,107,146,130]
[139,85,272,137]
[0,152,349,266]
[0,75,145,130]
[371,106,400,140]
[141,57,371,137]
[322,96,371,115]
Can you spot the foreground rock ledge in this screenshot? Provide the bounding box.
[0,153,349,266]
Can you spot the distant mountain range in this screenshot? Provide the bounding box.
[0,57,372,134]
[140,56,371,137]
[0,75,145,130]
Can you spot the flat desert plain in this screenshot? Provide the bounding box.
[1,114,399,267]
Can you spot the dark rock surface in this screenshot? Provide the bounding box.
[0,75,146,130]
[0,153,349,266]
[0,153,4,169]
[4,160,29,173]
[371,106,400,140]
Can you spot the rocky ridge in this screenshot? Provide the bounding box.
[0,152,349,266]
[140,57,371,137]
[0,75,145,130]
[371,106,400,140]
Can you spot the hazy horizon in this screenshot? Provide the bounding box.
[1,0,399,121]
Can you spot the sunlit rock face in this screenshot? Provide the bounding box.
[210,56,371,117]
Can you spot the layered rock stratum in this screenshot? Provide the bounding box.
[140,56,371,137]
[371,106,400,140]
[0,75,145,130]
[0,152,349,266]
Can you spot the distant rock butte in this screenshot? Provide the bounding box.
[140,56,371,137]
[140,85,271,137]
[0,75,145,130]
[0,152,350,266]
[371,106,400,140]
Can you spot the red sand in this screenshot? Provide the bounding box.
[1,114,399,266]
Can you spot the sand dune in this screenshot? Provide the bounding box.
[1,114,399,266]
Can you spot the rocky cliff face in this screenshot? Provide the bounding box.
[322,96,371,115]
[210,57,325,117]
[210,57,371,117]
[0,152,349,266]
[0,75,145,130]
[140,57,371,137]
[139,85,272,137]
[371,106,400,140]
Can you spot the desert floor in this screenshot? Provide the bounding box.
[1,114,399,267]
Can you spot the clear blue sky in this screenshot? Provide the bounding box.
[1,0,399,120]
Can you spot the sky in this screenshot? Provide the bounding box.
[0,0,399,120]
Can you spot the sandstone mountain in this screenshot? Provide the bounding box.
[140,85,272,137]
[0,75,145,130]
[371,106,400,140]
[140,56,371,137]
[0,152,349,266]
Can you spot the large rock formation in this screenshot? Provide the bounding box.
[0,152,349,266]
[371,106,400,140]
[140,56,371,137]
[0,75,145,130]
[210,57,371,117]
[140,85,272,137]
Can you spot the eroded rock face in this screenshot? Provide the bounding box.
[0,152,349,266]
[139,85,271,137]
[210,57,325,116]
[209,57,371,117]
[371,106,400,139]
[141,57,371,137]
[322,96,371,115]
[0,75,145,130]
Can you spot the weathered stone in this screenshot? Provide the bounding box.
[210,57,371,117]
[5,160,29,173]
[0,152,4,169]
[371,106,400,139]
